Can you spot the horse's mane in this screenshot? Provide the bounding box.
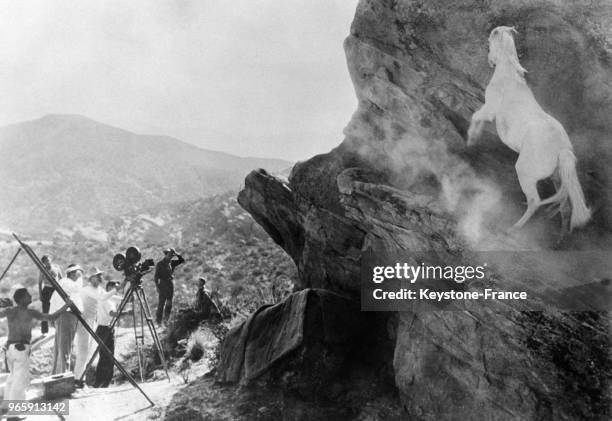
[490,26,527,78]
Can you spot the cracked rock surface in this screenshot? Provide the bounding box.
[232,1,612,419]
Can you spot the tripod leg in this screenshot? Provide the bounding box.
[79,285,134,383]
[135,288,171,381]
[138,289,168,362]
[132,295,144,382]
[138,289,164,349]
[140,298,145,364]
[139,297,146,379]
[0,248,21,283]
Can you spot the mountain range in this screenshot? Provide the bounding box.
[0,114,291,232]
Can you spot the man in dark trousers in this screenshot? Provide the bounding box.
[93,281,132,388]
[38,255,63,335]
[154,248,184,325]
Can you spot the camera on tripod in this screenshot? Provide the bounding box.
[113,246,155,285]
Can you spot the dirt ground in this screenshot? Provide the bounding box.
[0,324,255,421]
[0,323,396,420]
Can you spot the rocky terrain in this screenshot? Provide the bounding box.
[220,1,612,420]
[0,192,296,337]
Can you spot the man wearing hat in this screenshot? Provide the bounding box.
[50,264,84,374]
[73,267,117,384]
[153,248,185,325]
[94,280,130,388]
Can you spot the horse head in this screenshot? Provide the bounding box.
[488,26,527,76]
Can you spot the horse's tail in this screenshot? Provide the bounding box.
[557,149,591,230]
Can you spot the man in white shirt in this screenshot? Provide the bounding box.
[50,264,84,374]
[73,267,117,385]
[93,281,125,388]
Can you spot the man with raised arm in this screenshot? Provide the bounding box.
[0,288,69,414]
[154,248,184,325]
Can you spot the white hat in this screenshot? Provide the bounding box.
[66,264,83,274]
[88,267,104,279]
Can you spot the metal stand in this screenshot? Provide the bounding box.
[80,280,170,383]
[0,247,21,282]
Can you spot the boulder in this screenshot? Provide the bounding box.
[236,0,612,419]
[217,289,363,385]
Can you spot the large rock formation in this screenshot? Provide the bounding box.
[231,1,612,419]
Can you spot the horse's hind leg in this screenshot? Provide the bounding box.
[550,175,570,239]
[512,172,542,229]
[558,198,571,242]
[544,175,562,218]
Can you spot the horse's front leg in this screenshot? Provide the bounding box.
[467,105,495,145]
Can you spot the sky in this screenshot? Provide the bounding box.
[0,0,359,161]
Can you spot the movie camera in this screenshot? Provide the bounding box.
[112,246,155,285]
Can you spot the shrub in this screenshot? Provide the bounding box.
[229,270,244,282]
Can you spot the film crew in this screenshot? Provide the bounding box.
[38,255,63,335]
[154,248,184,326]
[50,263,84,374]
[74,267,117,387]
[0,288,70,411]
[93,281,132,388]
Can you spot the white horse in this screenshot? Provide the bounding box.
[467,26,590,234]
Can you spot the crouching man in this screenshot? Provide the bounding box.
[195,277,220,320]
[0,288,69,409]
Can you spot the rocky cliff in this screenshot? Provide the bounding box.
[233,1,612,419]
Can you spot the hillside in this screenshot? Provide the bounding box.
[0,192,297,336]
[0,114,291,232]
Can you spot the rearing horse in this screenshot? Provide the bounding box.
[467,26,590,233]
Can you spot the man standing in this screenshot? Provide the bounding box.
[154,248,184,325]
[38,255,63,335]
[0,288,69,415]
[50,264,84,374]
[74,267,117,386]
[94,281,130,388]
